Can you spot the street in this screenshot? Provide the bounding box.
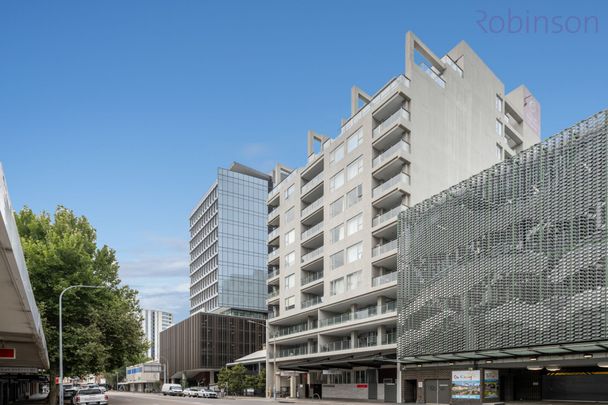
[107,392,274,405]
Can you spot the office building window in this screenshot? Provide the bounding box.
[331,197,344,217]
[285,207,295,223]
[355,370,367,383]
[330,144,344,164]
[330,170,345,192]
[496,95,503,112]
[285,251,295,267]
[347,156,363,180]
[346,184,363,208]
[347,128,363,153]
[496,144,503,161]
[346,270,362,291]
[346,242,363,263]
[285,296,295,310]
[496,120,503,136]
[330,277,345,296]
[330,224,345,243]
[285,229,295,245]
[284,184,294,200]
[346,213,363,236]
[330,251,345,270]
[285,274,295,289]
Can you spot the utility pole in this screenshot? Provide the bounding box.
[247,320,276,400]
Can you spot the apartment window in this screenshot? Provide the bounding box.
[285,296,295,310]
[285,229,295,246]
[330,251,345,270]
[285,207,295,223]
[346,270,362,291]
[330,277,345,296]
[330,224,345,243]
[284,184,294,200]
[496,144,503,161]
[346,156,363,181]
[285,274,295,289]
[347,128,363,153]
[496,120,503,136]
[330,144,344,164]
[346,213,363,236]
[285,251,295,267]
[496,95,503,112]
[330,170,344,192]
[346,242,363,263]
[330,197,344,217]
[346,185,363,208]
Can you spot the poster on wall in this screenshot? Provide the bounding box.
[484,369,499,400]
[452,370,481,399]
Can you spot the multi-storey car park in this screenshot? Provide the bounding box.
[264,31,542,401]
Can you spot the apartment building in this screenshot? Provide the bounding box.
[141,309,173,361]
[189,162,270,318]
[264,32,541,401]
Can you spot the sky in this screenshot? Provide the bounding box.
[1,0,606,322]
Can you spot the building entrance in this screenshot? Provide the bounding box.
[424,379,450,404]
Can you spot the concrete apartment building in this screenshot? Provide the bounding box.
[264,32,541,401]
[141,309,173,361]
[189,162,270,318]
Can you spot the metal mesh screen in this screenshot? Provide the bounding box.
[397,111,608,359]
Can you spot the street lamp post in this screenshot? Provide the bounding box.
[247,320,276,401]
[59,285,106,405]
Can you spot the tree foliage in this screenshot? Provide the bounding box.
[217,365,265,396]
[15,206,148,402]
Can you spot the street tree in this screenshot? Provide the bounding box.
[15,206,148,404]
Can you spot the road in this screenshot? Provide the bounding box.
[107,392,274,405]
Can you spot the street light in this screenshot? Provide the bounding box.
[59,285,107,405]
[247,320,276,401]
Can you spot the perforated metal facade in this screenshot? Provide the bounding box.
[397,111,608,361]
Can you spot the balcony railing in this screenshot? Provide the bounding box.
[268,186,280,201]
[302,271,323,286]
[381,300,397,314]
[278,346,308,358]
[382,332,397,345]
[441,55,463,77]
[267,268,280,279]
[268,228,280,241]
[372,271,398,287]
[301,246,323,263]
[301,197,324,218]
[276,321,317,337]
[372,205,407,228]
[373,141,410,168]
[419,61,446,88]
[268,310,280,319]
[301,221,323,240]
[321,340,351,353]
[372,239,398,257]
[356,337,378,348]
[301,295,323,309]
[372,108,410,138]
[319,312,352,328]
[268,209,279,222]
[268,249,280,261]
[301,173,324,195]
[372,173,410,199]
[267,290,279,299]
[354,306,378,321]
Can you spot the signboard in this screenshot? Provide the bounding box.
[356,384,368,389]
[483,369,499,400]
[322,369,343,375]
[0,367,37,374]
[0,348,16,359]
[452,370,481,399]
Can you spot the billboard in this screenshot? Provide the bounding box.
[452,370,480,399]
[484,369,499,400]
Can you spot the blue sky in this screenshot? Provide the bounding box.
[1,0,606,322]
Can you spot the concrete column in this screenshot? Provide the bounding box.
[209,371,215,385]
[377,295,386,307]
[290,376,296,398]
[351,330,357,348]
[396,363,403,404]
[377,324,386,345]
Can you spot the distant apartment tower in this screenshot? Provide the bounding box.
[265,32,541,401]
[141,309,173,361]
[189,162,270,318]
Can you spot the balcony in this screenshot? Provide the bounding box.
[372,173,410,201]
[372,271,398,287]
[278,346,308,358]
[301,173,324,197]
[268,209,279,225]
[321,340,351,353]
[301,246,323,264]
[373,205,407,228]
[268,309,280,319]
[268,290,279,299]
[380,300,397,314]
[372,239,398,257]
[301,197,324,220]
[373,108,410,139]
[504,115,524,148]
[301,295,323,309]
[301,221,323,242]
[276,321,318,338]
[382,332,397,345]
[268,249,280,264]
[267,268,280,280]
[356,336,378,348]
[268,228,280,242]
[302,271,323,286]
[373,141,410,168]
[268,186,280,204]
[419,61,445,88]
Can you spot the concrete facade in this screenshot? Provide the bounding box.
[141,309,173,361]
[264,32,541,401]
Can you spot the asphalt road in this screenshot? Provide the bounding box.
[107,392,273,405]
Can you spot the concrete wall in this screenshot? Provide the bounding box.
[322,384,368,400]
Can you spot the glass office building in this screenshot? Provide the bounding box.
[190,163,270,318]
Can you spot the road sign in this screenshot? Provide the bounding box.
[0,348,16,359]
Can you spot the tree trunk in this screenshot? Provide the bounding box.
[48,370,58,405]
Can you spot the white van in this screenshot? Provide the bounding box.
[161,383,183,396]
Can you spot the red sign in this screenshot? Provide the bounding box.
[356,384,368,388]
[0,348,15,359]
[55,377,60,385]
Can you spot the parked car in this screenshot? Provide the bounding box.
[63,384,79,399]
[199,388,217,398]
[183,387,202,397]
[72,388,108,405]
[161,383,183,396]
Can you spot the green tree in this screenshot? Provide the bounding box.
[217,364,248,395]
[256,367,266,391]
[15,206,148,404]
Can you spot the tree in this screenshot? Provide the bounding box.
[217,364,248,395]
[15,206,148,405]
